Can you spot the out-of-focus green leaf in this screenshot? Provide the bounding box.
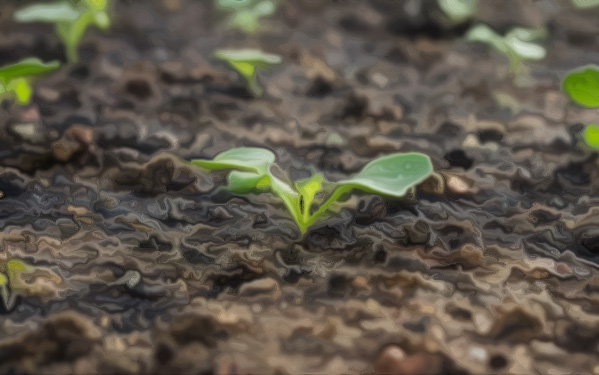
[563,65,599,108]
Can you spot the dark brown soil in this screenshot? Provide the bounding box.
[1,0,599,374]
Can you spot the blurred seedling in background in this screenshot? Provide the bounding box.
[214,0,279,34]
[438,0,478,23]
[0,58,61,105]
[14,0,111,63]
[466,24,546,79]
[213,49,282,97]
[562,65,599,150]
[0,259,31,310]
[190,147,433,235]
[571,0,599,8]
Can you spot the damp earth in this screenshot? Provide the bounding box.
[1,0,599,374]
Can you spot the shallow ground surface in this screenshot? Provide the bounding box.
[1,0,599,374]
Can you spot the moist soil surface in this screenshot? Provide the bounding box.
[1,0,599,374]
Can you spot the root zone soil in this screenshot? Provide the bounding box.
[1,1,599,374]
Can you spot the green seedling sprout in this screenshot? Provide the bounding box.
[562,65,599,150]
[466,23,546,75]
[215,0,278,34]
[0,258,31,309]
[213,49,282,97]
[14,0,111,63]
[0,58,61,105]
[572,0,599,8]
[190,147,433,234]
[438,0,478,23]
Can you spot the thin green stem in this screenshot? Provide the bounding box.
[304,185,352,228]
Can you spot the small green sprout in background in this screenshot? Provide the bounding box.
[562,65,599,150]
[14,0,111,63]
[0,258,31,309]
[214,0,279,34]
[0,58,61,105]
[213,49,282,97]
[438,0,478,23]
[466,23,546,76]
[190,147,433,234]
[571,0,599,8]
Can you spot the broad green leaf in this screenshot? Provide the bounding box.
[504,28,546,61]
[563,66,599,108]
[214,49,282,70]
[583,124,599,149]
[190,147,276,174]
[214,49,281,96]
[438,0,478,23]
[226,1,276,33]
[340,153,433,197]
[0,273,7,286]
[466,24,546,62]
[14,1,81,23]
[227,170,270,192]
[0,58,60,83]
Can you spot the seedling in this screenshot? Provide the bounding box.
[562,65,599,150]
[213,49,282,97]
[190,147,433,234]
[466,23,546,75]
[572,0,599,8]
[14,0,111,63]
[0,58,61,105]
[0,258,31,309]
[214,0,278,34]
[438,0,478,23]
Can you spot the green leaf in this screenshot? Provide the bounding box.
[583,123,599,149]
[213,49,281,96]
[226,1,276,33]
[504,27,547,61]
[190,147,276,174]
[466,24,546,63]
[14,1,81,23]
[572,0,599,8]
[84,0,108,11]
[214,49,282,69]
[216,0,254,11]
[227,170,270,193]
[0,58,60,83]
[438,0,478,23]
[11,78,33,104]
[340,153,433,197]
[563,65,599,108]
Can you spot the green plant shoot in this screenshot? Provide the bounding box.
[563,65,599,150]
[214,0,278,34]
[0,258,31,309]
[14,0,111,63]
[191,147,433,234]
[571,0,599,8]
[438,0,478,23]
[213,49,282,97]
[562,65,599,108]
[0,58,61,105]
[466,24,546,74]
